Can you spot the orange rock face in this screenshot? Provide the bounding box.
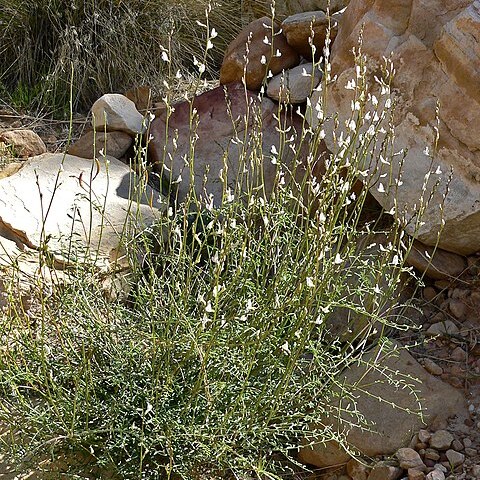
[220,17,300,91]
[315,0,480,255]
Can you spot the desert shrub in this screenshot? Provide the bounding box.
[0,0,243,113]
[0,55,425,479]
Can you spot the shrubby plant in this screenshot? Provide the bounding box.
[0,7,439,480]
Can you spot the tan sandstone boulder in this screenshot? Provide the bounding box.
[282,10,341,59]
[67,131,133,160]
[220,17,300,91]
[311,0,480,255]
[298,342,467,468]
[0,129,47,158]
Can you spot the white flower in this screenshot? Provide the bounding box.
[306,277,315,288]
[435,166,442,175]
[206,39,214,50]
[161,51,169,62]
[334,253,342,264]
[377,183,385,193]
[205,301,214,313]
[281,342,291,355]
[210,28,218,38]
[260,55,267,65]
[263,36,270,45]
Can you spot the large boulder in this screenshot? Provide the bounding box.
[148,83,326,207]
[312,0,480,255]
[298,342,467,468]
[220,17,300,91]
[0,153,165,266]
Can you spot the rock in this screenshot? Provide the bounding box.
[445,449,464,468]
[429,430,454,451]
[242,0,350,20]
[408,469,425,480]
[91,94,147,136]
[423,359,443,376]
[426,470,445,480]
[451,347,466,362]
[368,462,403,480]
[465,447,477,457]
[0,129,47,158]
[418,430,431,444]
[448,300,466,320]
[424,448,440,461]
[67,131,133,160]
[396,448,426,471]
[471,465,480,477]
[298,343,466,468]
[346,459,368,480]
[426,321,459,337]
[0,153,165,266]
[125,85,151,114]
[220,17,300,91]
[423,287,437,302]
[0,162,23,179]
[451,439,463,451]
[267,63,322,103]
[148,83,325,207]
[405,242,466,281]
[282,10,341,59]
[314,0,480,255]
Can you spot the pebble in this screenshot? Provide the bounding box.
[446,449,465,467]
[418,430,431,444]
[448,299,466,319]
[471,465,480,476]
[425,448,440,461]
[435,464,448,473]
[451,346,467,362]
[346,458,368,480]
[408,469,425,480]
[426,321,459,336]
[423,359,443,376]
[368,462,404,480]
[451,439,464,451]
[426,470,445,480]
[463,437,472,448]
[429,430,454,450]
[396,448,426,471]
[423,287,438,302]
[465,447,477,456]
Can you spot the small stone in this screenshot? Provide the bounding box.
[91,93,147,136]
[424,459,436,468]
[267,63,322,104]
[451,439,464,451]
[463,437,472,448]
[465,447,477,456]
[445,449,465,467]
[448,300,466,319]
[423,359,443,376]
[429,430,454,450]
[418,430,431,444]
[408,468,426,480]
[427,321,459,337]
[435,464,448,473]
[471,465,480,476]
[346,458,368,480]
[368,462,404,480]
[426,470,445,480]
[396,448,427,471]
[423,287,438,302]
[451,347,467,362]
[0,129,47,158]
[425,449,440,461]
